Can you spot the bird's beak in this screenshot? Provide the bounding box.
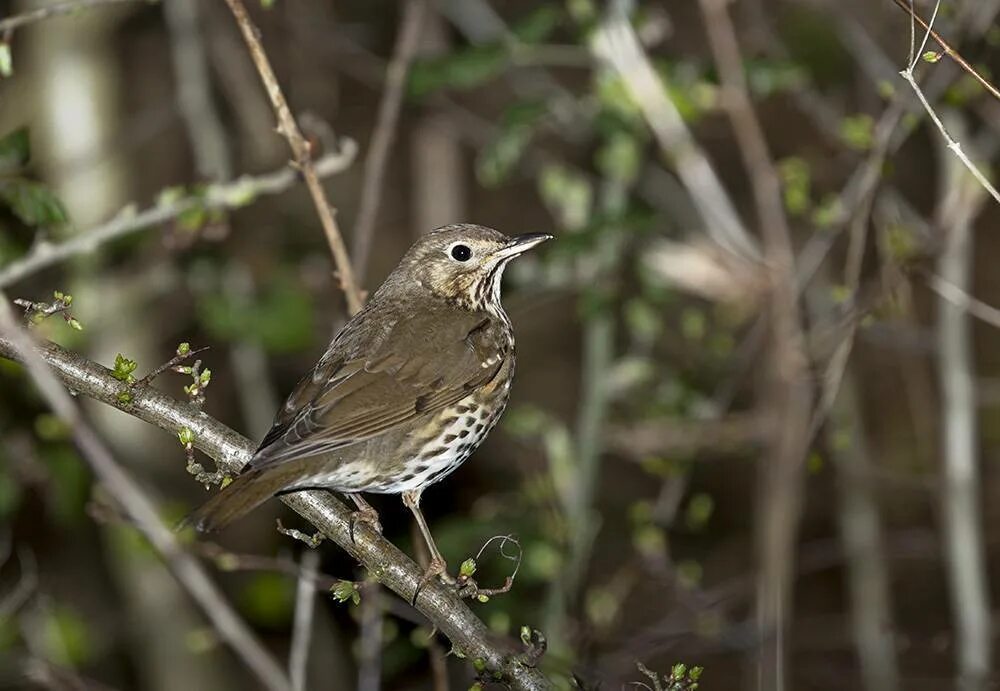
[494,233,554,260]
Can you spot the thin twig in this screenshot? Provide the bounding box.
[222,0,364,315]
[897,0,1000,207]
[352,0,427,282]
[590,1,760,261]
[289,549,320,691]
[163,0,231,181]
[933,109,992,687]
[0,294,292,691]
[925,272,1000,330]
[0,148,356,288]
[0,0,152,34]
[697,0,813,688]
[357,578,383,691]
[0,334,552,690]
[137,345,208,386]
[890,0,1000,103]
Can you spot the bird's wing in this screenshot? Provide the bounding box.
[247,307,506,469]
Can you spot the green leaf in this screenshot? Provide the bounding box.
[0,179,68,226]
[511,5,561,43]
[476,101,547,187]
[459,558,477,578]
[0,43,12,79]
[408,44,508,99]
[197,274,314,353]
[0,128,28,173]
[838,114,874,151]
[41,605,93,666]
[240,573,295,626]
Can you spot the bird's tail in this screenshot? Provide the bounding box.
[182,462,305,533]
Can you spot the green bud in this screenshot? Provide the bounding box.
[68,318,83,331]
[177,427,195,446]
[472,658,487,673]
[330,580,359,605]
[459,558,477,578]
[117,390,133,404]
[220,476,233,489]
[199,368,212,385]
[477,594,490,603]
[177,342,191,356]
[520,625,531,645]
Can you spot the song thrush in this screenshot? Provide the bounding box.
[188,224,551,583]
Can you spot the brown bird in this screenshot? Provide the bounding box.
[188,224,551,582]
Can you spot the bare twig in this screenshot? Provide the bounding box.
[0,295,292,691]
[934,110,992,689]
[357,578,383,691]
[0,0,152,34]
[697,0,814,688]
[926,272,1000,329]
[163,0,231,181]
[222,0,364,315]
[352,0,427,282]
[289,549,320,691]
[0,148,356,288]
[890,0,1000,103]
[590,1,760,261]
[897,0,1000,207]
[0,335,552,690]
[137,344,209,386]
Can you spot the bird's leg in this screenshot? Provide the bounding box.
[347,493,382,543]
[403,489,455,603]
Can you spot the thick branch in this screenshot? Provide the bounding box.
[0,300,292,691]
[0,148,357,288]
[0,335,552,690]
[222,0,364,315]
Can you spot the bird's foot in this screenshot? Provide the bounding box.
[411,555,454,605]
[348,503,383,544]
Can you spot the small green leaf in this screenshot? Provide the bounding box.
[511,5,561,44]
[477,593,490,603]
[459,558,477,578]
[0,128,28,172]
[330,580,360,605]
[839,114,874,151]
[177,342,191,356]
[112,353,138,383]
[0,179,68,226]
[408,45,507,99]
[922,50,942,63]
[472,658,487,673]
[177,427,195,446]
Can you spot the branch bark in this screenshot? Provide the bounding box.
[222,0,364,315]
[0,299,292,691]
[0,334,552,690]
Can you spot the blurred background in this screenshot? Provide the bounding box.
[2,0,1000,688]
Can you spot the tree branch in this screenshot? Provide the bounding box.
[0,334,552,690]
[0,298,292,691]
[351,0,427,283]
[0,147,357,288]
[222,0,364,315]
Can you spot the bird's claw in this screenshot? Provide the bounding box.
[348,504,382,544]
[411,555,455,605]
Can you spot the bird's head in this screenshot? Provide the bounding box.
[381,224,552,311]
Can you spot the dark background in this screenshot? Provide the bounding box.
[2,0,999,689]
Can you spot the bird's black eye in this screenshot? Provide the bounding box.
[450,244,472,261]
